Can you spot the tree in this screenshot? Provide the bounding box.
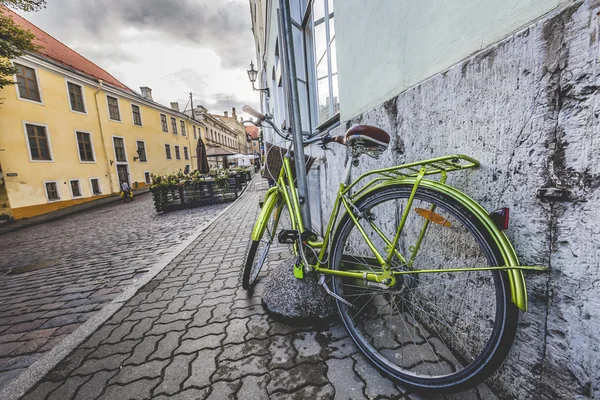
[0,0,46,91]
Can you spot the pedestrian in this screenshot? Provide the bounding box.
[121,181,131,198]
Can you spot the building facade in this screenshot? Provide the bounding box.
[215,107,251,155]
[0,6,203,220]
[245,125,261,161]
[250,0,600,398]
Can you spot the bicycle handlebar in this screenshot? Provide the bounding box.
[242,105,266,122]
[243,105,346,148]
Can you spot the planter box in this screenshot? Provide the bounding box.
[151,180,238,213]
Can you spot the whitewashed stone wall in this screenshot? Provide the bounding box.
[312,1,600,398]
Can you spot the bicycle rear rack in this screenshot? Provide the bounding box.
[347,154,479,199]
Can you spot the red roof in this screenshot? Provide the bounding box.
[1,5,133,93]
[245,125,259,140]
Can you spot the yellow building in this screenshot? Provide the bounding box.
[0,6,205,220]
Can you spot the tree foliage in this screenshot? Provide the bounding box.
[0,0,45,91]
[1,0,46,12]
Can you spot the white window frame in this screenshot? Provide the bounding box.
[144,171,152,184]
[160,114,169,133]
[136,140,148,163]
[22,121,54,163]
[64,78,87,115]
[183,146,189,160]
[43,180,61,202]
[69,179,83,199]
[165,144,172,160]
[89,177,102,195]
[180,120,186,136]
[131,103,143,126]
[74,129,96,164]
[112,135,128,163]
[106,95,122,122]
[174,145,181,160]
[13,60,44,105]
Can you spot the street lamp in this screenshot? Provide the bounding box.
[247,61,269,96]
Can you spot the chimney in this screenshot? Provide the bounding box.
[140,87,153,101]
[232,107,237,119]
[170,102,179,112]
[224,111,228,117]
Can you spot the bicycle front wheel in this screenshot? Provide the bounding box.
[330,184,518,392]
[242,199,284,290]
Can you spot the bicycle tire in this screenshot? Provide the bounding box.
[330,184,518,392]
[242,199,283,290]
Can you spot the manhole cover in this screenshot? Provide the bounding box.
[8,258,63,275]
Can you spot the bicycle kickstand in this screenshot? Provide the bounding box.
[318,275,354,308]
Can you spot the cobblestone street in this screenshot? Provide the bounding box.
[14,182,494,400]
[0,193,229,390]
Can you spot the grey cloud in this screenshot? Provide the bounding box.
[158,68,259,115]
[29,0,254,69]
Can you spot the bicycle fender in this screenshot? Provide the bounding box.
[251,188,281,241]
[357,179,528,312]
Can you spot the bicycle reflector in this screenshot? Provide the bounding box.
[414,208,451,227]
[489,208,510,230]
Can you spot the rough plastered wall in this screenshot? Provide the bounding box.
[314,1,600,398]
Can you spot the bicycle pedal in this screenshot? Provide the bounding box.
[278,229,298,244]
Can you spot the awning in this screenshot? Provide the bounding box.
[205,146,238,157]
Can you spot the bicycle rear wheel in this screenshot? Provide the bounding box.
[243,200,284,290]
[330,184,518,392]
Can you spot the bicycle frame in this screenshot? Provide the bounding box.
[254,145,542,312]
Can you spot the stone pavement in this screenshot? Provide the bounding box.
[16,179,495,400]
[0,189,149,236]
[0,193,230,390]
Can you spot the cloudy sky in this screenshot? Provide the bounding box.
[20,0,260,115]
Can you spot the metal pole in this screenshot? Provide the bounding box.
[190,92,195,120]
[279,0,312,230]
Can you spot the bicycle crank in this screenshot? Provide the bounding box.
[318,275,354,308]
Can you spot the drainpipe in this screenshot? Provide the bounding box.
[94,79,115,193]
[280,0,312,230]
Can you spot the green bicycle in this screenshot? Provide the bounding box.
[242,105,544,393]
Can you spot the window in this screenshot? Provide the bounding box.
[175,145,181,160]
[311,0,339,125]
[136,141,147,162]
[76,131,94,162]
[171,117,177,134]
[25,124,52,161]
[67,82,85,113]
[113,137,126,162]
[181,121,186,136]
[70,179,82,198]
[165,144,172,159]
[15,63,41,102]
[132,105,142,126]
[45,182,60,201]
[144,172,151,184]
[193,125,197,139]
[160,114,168,132]
[183,146,189,160]
[90,178,102,195]
[107,96,121,121]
